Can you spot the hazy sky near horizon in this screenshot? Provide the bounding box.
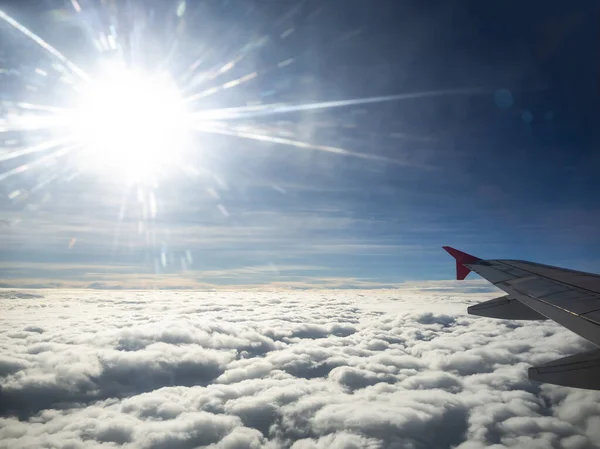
[1,0,600,288]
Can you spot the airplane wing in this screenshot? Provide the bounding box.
[444,246,600,390]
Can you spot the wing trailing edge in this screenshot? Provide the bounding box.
[467,295,547,320]
[529,349,600,390]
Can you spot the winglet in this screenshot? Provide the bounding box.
[443,246,481,280]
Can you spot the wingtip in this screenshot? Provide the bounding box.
[442,246,481,280]
[442,246,458,258]
[442,246,481,263]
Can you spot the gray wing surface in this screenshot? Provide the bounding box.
[444,246,600,390]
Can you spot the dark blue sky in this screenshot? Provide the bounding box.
[1,0,599,288]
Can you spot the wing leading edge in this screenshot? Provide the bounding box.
[444,246,600,390]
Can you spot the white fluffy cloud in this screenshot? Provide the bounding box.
[1,285,599,449]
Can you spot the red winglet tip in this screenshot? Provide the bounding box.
[442,246,481,280]
[456,264,471,280]
[442,246,481,264]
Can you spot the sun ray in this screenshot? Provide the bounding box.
[0,145,75,182]
[193,123,411,166]
[0,107,74,133]
[0,10,90,82]
[30,166,72,193]
[192,87,488,120]
[0,138,70,163]
[70,0,83,14]
[183,50,302,103]
[180,54,246,91]
[11,102,70,114]
[184,71,259,103]
[183,19,366,104]
[179,1,308,92]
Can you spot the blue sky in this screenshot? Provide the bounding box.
[1,0,600,288]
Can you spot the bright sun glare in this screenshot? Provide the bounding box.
[0,7,474,192]
[68,67,189,182]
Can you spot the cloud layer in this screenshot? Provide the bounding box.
[1,286,599,449]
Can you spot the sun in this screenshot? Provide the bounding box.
[67,66,190,183]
